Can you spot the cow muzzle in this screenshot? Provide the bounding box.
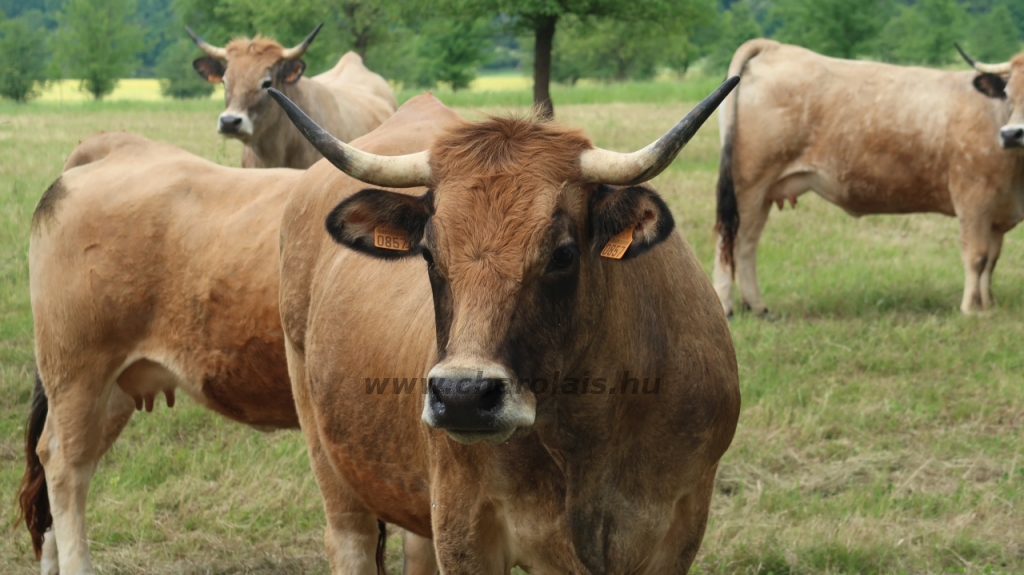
[218,112,253,138]
[422,363,535,445]
[1000,125,1024,148]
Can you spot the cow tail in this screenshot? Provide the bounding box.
[375,519,387,575]
[17,371,51,560]
[716,39,776,271]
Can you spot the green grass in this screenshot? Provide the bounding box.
[1,88,1023,574]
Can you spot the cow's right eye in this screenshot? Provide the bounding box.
[261,79,272,90]
[546,245,577,273]
[422,249,435,269]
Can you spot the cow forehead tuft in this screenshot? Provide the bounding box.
[430,116,593,183]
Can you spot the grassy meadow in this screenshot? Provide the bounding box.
[1,80,1023,574]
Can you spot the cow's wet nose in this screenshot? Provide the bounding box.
[1000,126,1024,147]
[426,375,505,430]
[219,114,243,133]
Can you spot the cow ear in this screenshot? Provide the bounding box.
[325,189,431,260]
[974,73,1007,99]
[589,184,675,260]
[279,59,306,84]
[193,57,225,83]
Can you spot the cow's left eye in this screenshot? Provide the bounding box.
[546,245,577,273]
[261,79,272,90]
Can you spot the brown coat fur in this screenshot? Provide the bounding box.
[281,94,740,573]
[22,132,300,574]
[714,39,1024,315]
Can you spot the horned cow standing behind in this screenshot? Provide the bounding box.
[189,24,396,169]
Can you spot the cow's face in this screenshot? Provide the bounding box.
[964,51,1024,148]
[323,120,676,444]
[194,42,306,141]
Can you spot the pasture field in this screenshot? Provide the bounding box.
[1,86,1023,574]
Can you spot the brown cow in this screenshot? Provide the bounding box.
[18,133,435,575]
[714,39,1024,316]
[188,24,396,169]
[272,79,741,574]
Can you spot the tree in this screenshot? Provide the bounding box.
[462,0,713,118]
[967,2,1021,61]
[704,0,763,73]
[52,0,144,99]
[0,16,48,102]
[416,17,492,91]
[155,37,214,98]
[551,16,682,84]
[771,0,889,59]
[876,0,967,65]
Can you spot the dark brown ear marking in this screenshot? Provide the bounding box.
[973,73,1007,99]
[325,189,432,260]
[589,184,675,260]
[193,57,225,83]
[279,59,306,84]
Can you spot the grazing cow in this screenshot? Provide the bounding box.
[272,79,741,574]
[714,39,1024,316]
[17,134,437,575]
[188,24,396,169]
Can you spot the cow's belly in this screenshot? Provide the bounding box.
[117,339,298,430]
[772,167,956,217]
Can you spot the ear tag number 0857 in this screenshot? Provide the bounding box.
[600,228,634,259]
[374,226,411,251]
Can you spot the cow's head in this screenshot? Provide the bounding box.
[270,79,737,445]
[187,24,321,141]
[957,43,1024,148]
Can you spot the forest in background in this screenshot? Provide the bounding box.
[1,0,1023,102]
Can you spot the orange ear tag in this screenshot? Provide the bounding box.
[373,225,411,251]
[600,228,634,259]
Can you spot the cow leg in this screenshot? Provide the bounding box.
[735,200,772,316]
[37,368,135,575]
[285,338,381,575]
[639,463,718,574]
[979,231,1004,309]
[957,212,995,314]
[712,234,735,317]
[403,531,438,575]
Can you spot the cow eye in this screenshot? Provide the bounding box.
[422,249,435,269]
[546,245,577,273]
[261,79,272,90]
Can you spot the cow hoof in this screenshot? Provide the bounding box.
[741,302,772,319]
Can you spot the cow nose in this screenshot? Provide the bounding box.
[219,114,242,133]
[1000,126,1024,147]
[425,369,509,431]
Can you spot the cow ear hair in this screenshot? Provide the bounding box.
[974,73,1007,99]
[589,184,675,260]
[279,59,306,84]
[193,57,225,83]
[325,189,431,260]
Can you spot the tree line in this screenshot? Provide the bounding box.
[1,0,1022,112]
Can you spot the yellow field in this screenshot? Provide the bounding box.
[35,75,533,102]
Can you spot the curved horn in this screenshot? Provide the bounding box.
[578,76,739,185]
[185,26,227,60]
[955,42,1011,75]
[281,23,324,60]
[268,88,432,188]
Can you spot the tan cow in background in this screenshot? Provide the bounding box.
[18,132,435,575]
[714,39,1024,316]
[188,24,396,168]
[271,80,740,574]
